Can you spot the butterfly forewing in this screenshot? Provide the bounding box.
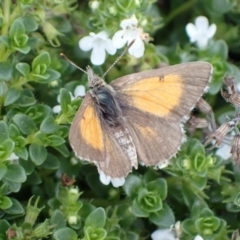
[111,62,212,121]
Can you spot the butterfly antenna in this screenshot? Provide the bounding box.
[60,53,88,74]
[102,39,135,78]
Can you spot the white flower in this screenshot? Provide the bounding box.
[112,14,149,58]
[70,156,79,165]
[151,229,178,240]
[89,0,100,10]
[79,31,116,65]
[194,235,204,240]
[9,152,19,162]
[69,187,79,194]
[157,160,169,169]
[53,85,85,113]
[186,16,216,49]
[216,143,231,160]
[99,170,125,187]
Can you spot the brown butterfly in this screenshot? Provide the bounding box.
[69,62,212,186]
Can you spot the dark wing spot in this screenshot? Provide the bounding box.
[159,76,164,82]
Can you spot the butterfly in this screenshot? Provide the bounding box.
[69,62,212,185]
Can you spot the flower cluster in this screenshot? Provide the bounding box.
[79,15,150,65]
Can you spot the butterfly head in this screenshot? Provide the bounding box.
[86,66,105,88]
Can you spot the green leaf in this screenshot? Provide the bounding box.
[60,88,72,113]
[0,121,9,143]
[20,15,38,32]
[181,219,197,235]
[0,35,10,48]
[50,210,66,229]
[147,178,167,200]
[17,89,36,107]
[19,159,34,175]
[47,135,65,146]
[29,144,47,165]
[27,170,42,184]
[13,113,37,135]
[209,40,228,60]
[196,216,221,233]
[4,164,27,183]
[16,62,30,77]
[53,227,78,240]
[41,153,60,170]
[78,203,96,221]
[53,144,70,157]
[132,199,149,217]
[1,139,15,160]
[211,0,234,13]
[0,196,12,209]
[4,180,21,193]
[26,104,52,122]
[9,19,25,37]
[0,164,7,180]
[15,147,28,160]
[57,126,69,138]
[34,69,61,83]
[4,88,21,106]
[124,174,142,197]
[32,52,51,70]
[181,180,198,208]
[134,188,162,214]
[4,198,24,216]
[0,183,8,195]
[187,139,205,157]
[85,207,106,229]
[40,116,60,134]
[0,220,10,237]
[15,45,31,54]
[9,124,20,139]
[191,201,209,217]
[0,80,8,97]
[149,203,175,227]
[191,176,207,190]
[84,226,107,240]
[0,62,13,81]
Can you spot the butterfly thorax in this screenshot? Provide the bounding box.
[87,66,123,127]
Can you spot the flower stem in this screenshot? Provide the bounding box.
[0,0,11,61]
[164,0,199,25]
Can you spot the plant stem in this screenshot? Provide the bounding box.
[164,0,199,25]
[0,0,11,61]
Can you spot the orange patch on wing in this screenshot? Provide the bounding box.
[123,75,183,117]
[80,105,104,151]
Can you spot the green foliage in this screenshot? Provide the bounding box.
[0,0,239,239]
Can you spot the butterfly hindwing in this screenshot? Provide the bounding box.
[109,62,212,166]
[123,106,183,166]
[69,93,132,178]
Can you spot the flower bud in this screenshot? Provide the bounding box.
[24,196,44,227]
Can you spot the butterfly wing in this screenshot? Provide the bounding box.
[111,62,212,122]
[123,107,183,166]
[69,93,132,178]
[110,62,212,165]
